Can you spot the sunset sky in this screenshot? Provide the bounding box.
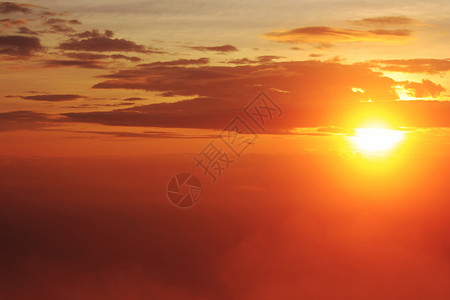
[1,1,450,299]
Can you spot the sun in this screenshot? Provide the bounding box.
[348,126,405,153]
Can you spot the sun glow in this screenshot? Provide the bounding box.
[394,85,417,101]
[349,127,405,153]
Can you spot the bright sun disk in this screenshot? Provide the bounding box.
[349,128,405,153]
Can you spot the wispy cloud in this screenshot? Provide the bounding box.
[224,55,283,65]
[370,58,450,74]
[138,57,209,67]
[12,94,86,102]
[0,18,26,28]
[348,16,421,27]
[262,26,412,45]
[186,44,238,53]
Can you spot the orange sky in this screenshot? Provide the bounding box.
[1,1,450,299]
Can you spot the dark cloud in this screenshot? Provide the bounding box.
[262,26,412,44]
[187,44,238,53]
[123,97,146,101]
[41,59,107,69]
[60,37,148,53]
[17,94,85,102]
[349,16,420,27]
[91,60,399,103]
[54,60,450,130]
[63,97,241,130]
[60,129,216,139]
[109,54,141,62]
[120,101,135,105]
[61,103,134,109]
[0,110,54,131]
[44,18,81,26]
[0,35,42,56]
[64,52,141,62]
[40,18,81,34]
[59,30,156,53]
[69,19,81,25]
[370,58,450,74]
[225,55,283,65]
[0,2,36,14]
[42,53,142,68]
[61,104,98,109]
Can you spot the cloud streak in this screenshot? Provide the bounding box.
[186,44,238,53]
[0,2,38,14]
[16,94,85,102]
[0,110,56,131]
[41,59,107,69]
[348,16,421,27]
[0,18,27,28]
[262,26,412,44]
[64,52,141,62]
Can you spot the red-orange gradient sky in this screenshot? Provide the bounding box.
[1,1,450,299]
